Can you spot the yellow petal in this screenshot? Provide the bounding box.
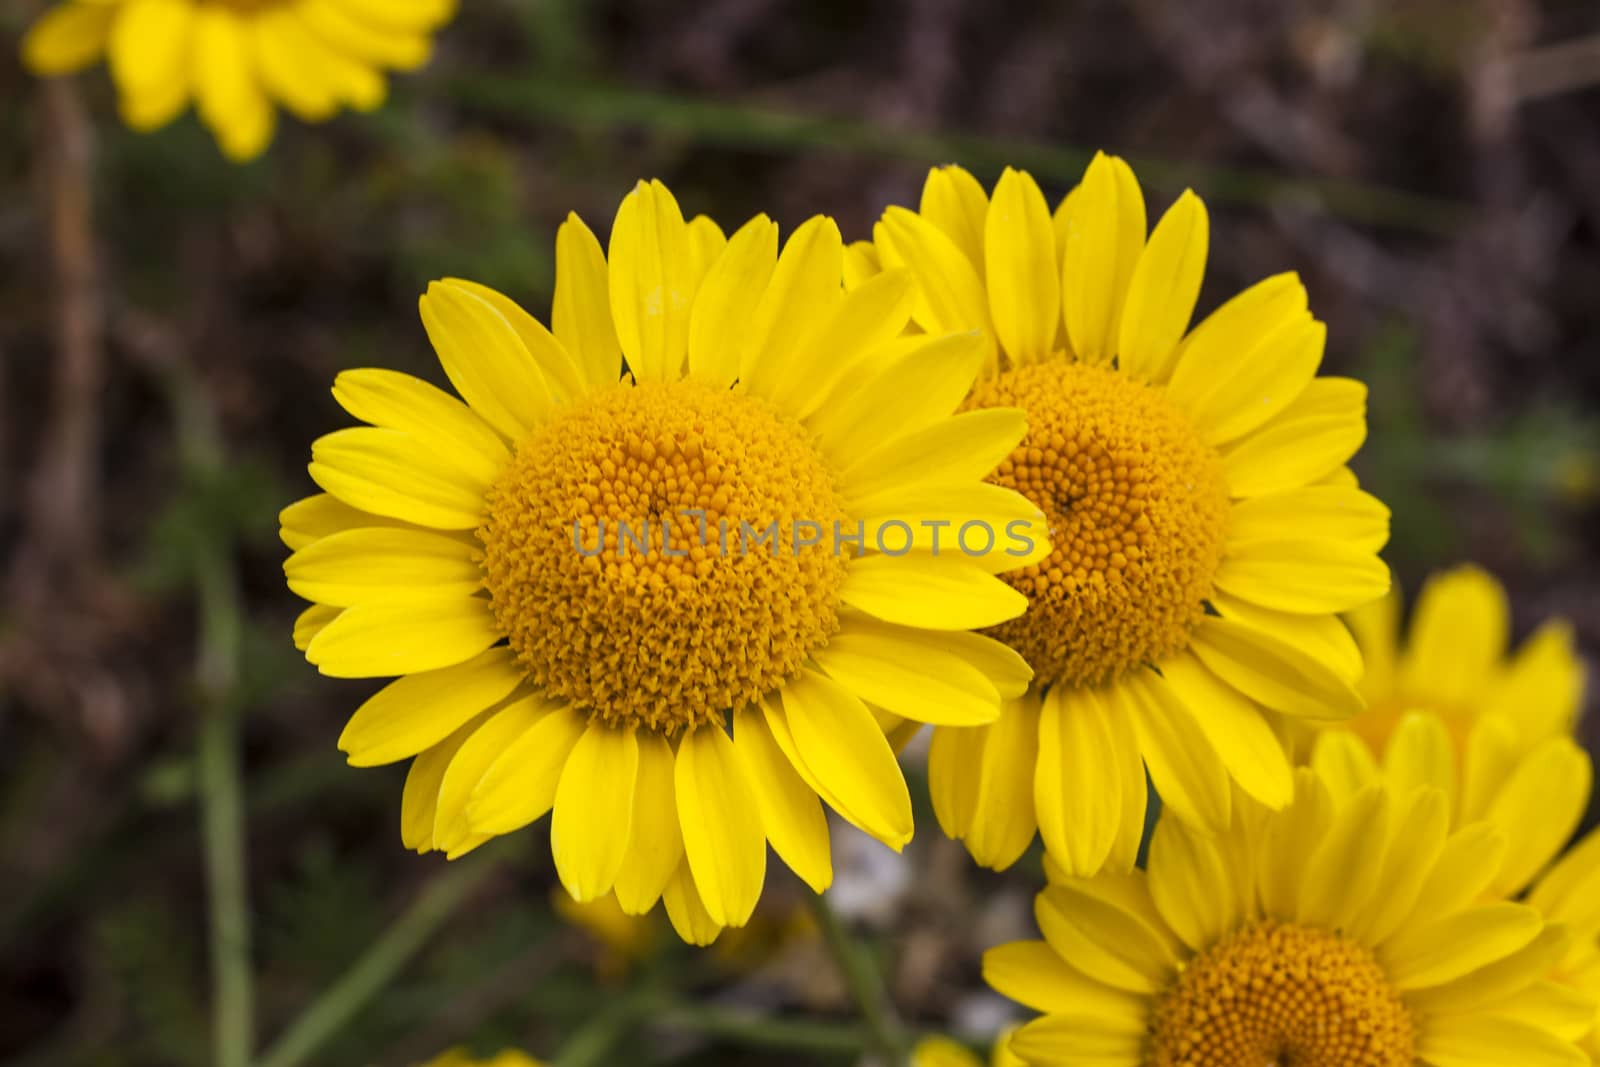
[279,492,419,551]
[732,708,831,893]
[778,268,917,419]
[1213,537,1391,614]
[193,9,276,161]
[1225,486,1390,553]
[607,180,693,382]
[1035,686,1123,876]
[685,214,777,387]
[1211,590,1364,685]
[1297,786,1389,930]
[675,725,767,927]
[982,940,1135,1016]
[284,526,482,607]
[463,700,585,837]
[612,732,685,914]
[1401,565,1509,707]
[1059,152,1145,365]
[23,1,114,75]
[293,603,341,651]
[961,695,1043,871]
[839,554,1028,631]
[811,618,1001,727]
[1222,377,1368,497]
[309,426,486,530]
[1382,711,1457,799]
[337,647,522,766]
[1380,902,1543,990]
[1164,274,1316,442]
[441,279,586,404]
[297,0,430,69]
[911,1037,982,1067]
[927,723,982,842]
[662,860,723,946]
[1189,616,1364,720]
[1417,1014,1588,1067]
[983,167,1059,364]
[1117,190,1208,383]
[400,712,488,852]
[1310,729,1381,802]
[111,0,193,128]
[1486,738,1592,896]
[686,214,727,282]
[779,669,912,849]
[916,629,1034,699]
[1159,652,1293,809]
[433,696,549,854]
[331,369,508,485]
[1409,821,1508,920]
[305,598,500,678]
[1121,670,1231,831]
[1351,787,1448,946]
[1008,1015,1146,1064]
[876,207,996,367]
[842,239,881,292]
[552,723,639,902]
[1147,816,1239,951]
[419,280,553,441]
[740,216,843,396]
[808,331,986,462]
[248,8,339,123]
[843,408,1026,500]
[919,164,989,275]
[552,212,624,389]
[1034,881,1177,994]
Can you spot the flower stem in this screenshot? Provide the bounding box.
[807,892,910,1065]
[255,854,500,1067]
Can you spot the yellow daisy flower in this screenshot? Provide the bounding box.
[913,1031,1025,1067]
[20,0,456,161]
[861,154,1389,875]
[282,180,1041,945]
[1340,564,1584,755]
[983,769,1593,1066]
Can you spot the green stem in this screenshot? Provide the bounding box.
[255,855,500,1067]
[183,372,252,1067]
[807,893,909,1065]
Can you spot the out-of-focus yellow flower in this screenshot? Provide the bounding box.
[416,1049,544,1067]
[912,1030,1024,1067]
[552,890,656,978]
[20,0,457,161]
[1337,564,1584,757]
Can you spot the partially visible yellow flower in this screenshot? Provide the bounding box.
[552,891,656,978]
[912,1031,1023,1067]
[20,0,457,161]
[984,768,1592,1066]
[1315,710,1600,1053]
[1339,564,1584,756]
[416,1050,543,1067]
[862,155,1388,879]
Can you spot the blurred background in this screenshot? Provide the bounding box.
[2,1,1599,1064]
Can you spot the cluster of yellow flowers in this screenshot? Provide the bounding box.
[24,6,1595,1066]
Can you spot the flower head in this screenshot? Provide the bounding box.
[283,180,1040,944]
[984,769,1592,1066]
[862,155,1389,876]
[20,0,457,160]
[1340,563,1584,756]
